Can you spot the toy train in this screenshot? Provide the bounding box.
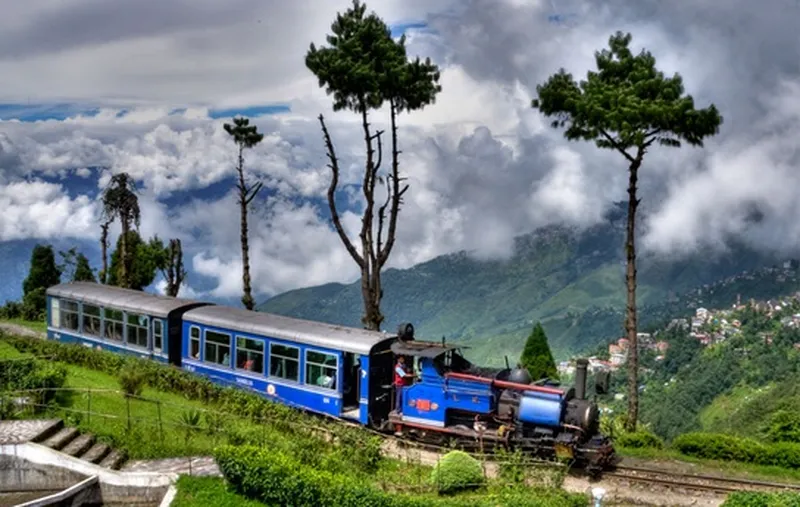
[44,282,615,472]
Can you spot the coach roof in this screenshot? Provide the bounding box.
[183,305,395,355]
[46,282,210,318]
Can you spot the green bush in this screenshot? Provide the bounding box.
[722,491,800,506]
[0,357,67,405]
[766,410,800,444]
[118,363,148,398]
[430,450,485,494]
[215,445,586,507]
[616,430,664,449]
[673,432,800,469]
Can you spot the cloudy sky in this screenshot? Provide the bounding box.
[2,0,800,302]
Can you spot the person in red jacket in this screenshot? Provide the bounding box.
[393,356,413,413]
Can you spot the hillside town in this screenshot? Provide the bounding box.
[558,283,800,378]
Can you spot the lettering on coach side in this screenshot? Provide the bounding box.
[236,377,254,388]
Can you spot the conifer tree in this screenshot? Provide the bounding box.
[519,322,558,381]
[531,31,722,430]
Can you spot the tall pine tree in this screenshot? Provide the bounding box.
[519,322,558,381]
[22,244,62,319]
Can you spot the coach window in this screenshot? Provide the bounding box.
[270,343,299,382]
[50,299,60,328]
[104,309,124,342]
[236,337,264,375]
[60,300,80,332]
[82,305,102,337]
[205,330,231,367]
[153,320,164,353]
[305,350,337,390]
[189,327,200,359]
[127,312,149,349]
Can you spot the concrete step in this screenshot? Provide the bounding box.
[99,450,126,470]
[41,427,79,450]
[29,419,64,444]
[82,442,111,464]
[62,433,95,457]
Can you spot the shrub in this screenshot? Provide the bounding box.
[430,450,485,494]
[215,445,585,507]
[765,410,800,444]
[118,363,147,398]
[673,432,800,469]
[0,357,67,406]
[616,430,664,449]
[722,491,800,506]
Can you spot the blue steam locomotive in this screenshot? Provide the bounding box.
[44,282,615,472]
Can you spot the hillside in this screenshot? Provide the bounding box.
[259,204,795,364]
[633,300,800,442]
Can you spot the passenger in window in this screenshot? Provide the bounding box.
[244,358,254,371]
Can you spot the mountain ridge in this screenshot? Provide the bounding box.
[258,205,795,364]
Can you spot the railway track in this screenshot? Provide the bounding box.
[606,464,800,495]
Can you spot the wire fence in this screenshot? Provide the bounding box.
[0,386,572,492]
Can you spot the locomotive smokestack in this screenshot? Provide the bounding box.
[575,358,588,400]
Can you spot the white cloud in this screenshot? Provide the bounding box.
[1,0,800,300]
[0,181,97,241]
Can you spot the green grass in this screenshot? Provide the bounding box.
[0,318,47,333]
[0,340,27,358]
[172,476,269,507]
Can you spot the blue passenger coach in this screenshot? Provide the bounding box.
[45,282,211,363]
[180,305,396,425]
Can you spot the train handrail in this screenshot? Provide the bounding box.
[443,372,564,396]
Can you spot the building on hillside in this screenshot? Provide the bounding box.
[609,344,622,356]
[610,353,626,366]
[696,307,709,319]
[655,341,669,354]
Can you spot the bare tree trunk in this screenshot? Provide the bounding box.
[237,145,255,310]
[100,220,111,284]
[625,153,643,433]
[120,216,130,288]
[162,239,185,297]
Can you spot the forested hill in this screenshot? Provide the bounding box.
[258,204,800,364]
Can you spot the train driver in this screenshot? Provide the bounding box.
[393,356,415,413]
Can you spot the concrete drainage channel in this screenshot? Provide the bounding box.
[0,420,177,507]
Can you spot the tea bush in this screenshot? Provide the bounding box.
[673,432,800,469]
[214,445,587,507]
[616,430,664,449]
[430,450,485,494]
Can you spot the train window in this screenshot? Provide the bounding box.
[189,326,201,359]
[205,330,231,367]
[82,305,102,337]
[270,343,299,382]
[60,300,80,332]
[153,320,163,353]
[305,350,337,390]
[104,309,124,342]
[127,312,149,349]
[50,299,60,328]
[236,337,264,375]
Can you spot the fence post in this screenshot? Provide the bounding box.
[126,396,131,432]
[87,389,91,425]
[157,401,163,442]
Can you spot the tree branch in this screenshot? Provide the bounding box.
[598,127,636,164]
[244,181,263,206]
[360,106,378,275]
[318,114,365,269]
[378,99,408,267]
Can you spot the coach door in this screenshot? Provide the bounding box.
[341,352,360,420]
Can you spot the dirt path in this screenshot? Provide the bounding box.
[0,322,45,339]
